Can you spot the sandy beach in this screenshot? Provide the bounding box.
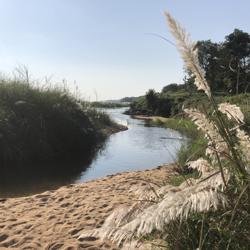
[0,165,175,249]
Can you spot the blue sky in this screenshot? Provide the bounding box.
[0,1,249,100]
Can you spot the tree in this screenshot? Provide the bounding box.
[145,89,158,111]
[162,83,179,93]
[183,69,196,95]
[223,29,250,94]
[183,30,250,94]
[197,40,224,91]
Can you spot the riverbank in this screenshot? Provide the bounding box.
[131,115,168,123]
[0,164,175,249]
[132,115,207,166]
[101,123,128,136]
[0,77,127,172]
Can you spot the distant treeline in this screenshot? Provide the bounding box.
[125,84,188,117]
[91,101,130,108]
[126,84,250,124]
[126,28,250,118]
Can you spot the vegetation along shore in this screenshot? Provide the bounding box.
[0,75,127,183]
[1,4,250,250]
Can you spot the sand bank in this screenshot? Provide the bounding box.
[0,165,175,249]
[131,115,168,123]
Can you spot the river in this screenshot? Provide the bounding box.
[0,108,186,197]
[76,108,185,182]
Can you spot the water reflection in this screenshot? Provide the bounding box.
[0,108,186,197]
[77,108,186,183]
[0,140,107,197]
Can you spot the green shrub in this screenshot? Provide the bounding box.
[0,78,114,172]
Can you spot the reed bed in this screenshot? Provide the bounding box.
[0,73,114,173]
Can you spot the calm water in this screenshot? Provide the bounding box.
[76,108,185,183]
[0,108,186,197]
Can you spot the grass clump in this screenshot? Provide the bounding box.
[0,76,116,173]
[150,117,207,166]
[163,119,207,166]
[151,117,198,138]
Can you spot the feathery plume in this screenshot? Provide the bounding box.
[218,102,244,124]
[165,12,211,98]
[81,170,228,247]
[188,158,213,175]
[184,108,228,161]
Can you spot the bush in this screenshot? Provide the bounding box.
[127,90,190,117]
[0,77,115,173]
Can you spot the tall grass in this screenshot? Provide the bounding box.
[149,117,207,167]
[0,75,115,173]
[80,12,250,249]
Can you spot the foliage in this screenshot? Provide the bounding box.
[125,96,151,115]
[145,89,159,111]
[126,89,189,117]
[152,118,197,138]
[91,101,129,108]
[0,76,116,173]
[161,83,185,93]
[127,27,250,119]
[120,96,139,103]
[185,29,250,95]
